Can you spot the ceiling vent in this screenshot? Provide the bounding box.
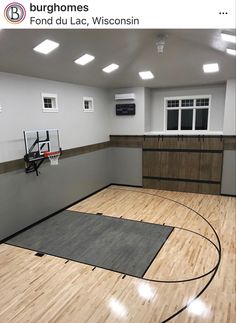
[156,35,167,54]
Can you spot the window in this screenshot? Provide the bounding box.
[167,100,179,107]
[181,109,193,130]
[42,93,58,112]
[165,95,210,132]
[181,99,194,107]
[83,97,94,112]
[195,109,208,130]
[167,110,179,130]
[196,98,209,106]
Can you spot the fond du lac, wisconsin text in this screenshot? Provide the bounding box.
[29,16,140,26]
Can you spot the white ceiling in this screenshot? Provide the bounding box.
[0,29,235,88]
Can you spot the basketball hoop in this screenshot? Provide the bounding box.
[44,151,60,166]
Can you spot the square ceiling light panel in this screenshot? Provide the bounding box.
[74,54,95,65]
[221,33,236,43]
[226,48,236,56]
[102,64,119,73]
[203,63,219,73]
[33,39,60,55]
[139,71,154,80]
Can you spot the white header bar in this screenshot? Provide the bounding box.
[0,0,235,29]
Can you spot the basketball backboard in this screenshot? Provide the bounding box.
[23,129,61,175]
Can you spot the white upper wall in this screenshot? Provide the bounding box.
[109,87,145,135]
[0,71,235,163]
[223,79,236,136]
[150,84,226,133]
[0,72,110,162]
[144,88,152,132]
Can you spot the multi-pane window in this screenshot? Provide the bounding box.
[196,98,209,106]
[83,97,94,112]
[42,93,58,112]
[165,96,210,132]
[167,100,179,107]
[181,99,194,107]
[43,98,53,109]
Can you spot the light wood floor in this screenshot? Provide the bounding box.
[0,185,235,322]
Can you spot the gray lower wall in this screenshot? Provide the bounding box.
[109,147,142,186]
[221,150,236,195]
[0,147,142,241]
[0,149,111,241]
[1,144,234,241]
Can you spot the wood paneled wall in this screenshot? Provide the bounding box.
[1,135,235,195]
[142,136,223,194]
[110,135,234,195]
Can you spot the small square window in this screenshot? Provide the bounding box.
[83,97,94,112]
[42,93,58,113]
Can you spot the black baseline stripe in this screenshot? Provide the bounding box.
[143,176,221,185]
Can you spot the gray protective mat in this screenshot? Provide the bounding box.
[7,211,173,277]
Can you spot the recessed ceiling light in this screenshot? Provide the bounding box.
[226,48,236,56]
[33,39,60,55]
[221,33,236,43]
[203,63,219,73]
[102,63,119,73]
[139,71,154,80]
[74,54,95,66]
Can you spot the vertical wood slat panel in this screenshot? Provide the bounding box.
[143,137,223,195]
[199,153,223,182]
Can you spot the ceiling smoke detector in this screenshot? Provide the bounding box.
[156,35,167,54]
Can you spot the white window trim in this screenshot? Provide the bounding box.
[164,95,211,133]
[41,93,58,113]
[83,97,94,112]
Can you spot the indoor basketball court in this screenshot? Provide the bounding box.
[0,29,235,323]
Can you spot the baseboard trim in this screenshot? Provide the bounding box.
[143,176,221,185]
[110,183,143,188]
[221,193,236,197]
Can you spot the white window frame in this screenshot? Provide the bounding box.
[41,93,58,113]
[83,97,94,112]
[164,95,211,133]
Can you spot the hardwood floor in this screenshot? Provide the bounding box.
[0,185,235,322]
